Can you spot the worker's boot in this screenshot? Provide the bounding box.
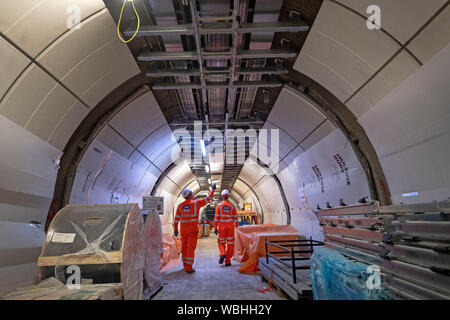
[225,263,231,267]
[185,268,196,274]
[219,254,226,264]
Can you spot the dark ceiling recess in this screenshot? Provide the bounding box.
[103,0,319,196]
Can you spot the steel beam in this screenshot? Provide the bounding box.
[125,22,309,37]
[236,66,289,75]
[146,68,201,77]
[152,80,282,90]
[123,24,194,37]
[189,0,208,114]
[146,66,288,78]
[227,0,240,115]
[138,49,297,61]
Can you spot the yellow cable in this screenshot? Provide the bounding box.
[117,0,140,44]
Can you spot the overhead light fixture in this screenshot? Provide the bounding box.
[200,140,206,156]
[205,165,210,173]
[402,192,419,198]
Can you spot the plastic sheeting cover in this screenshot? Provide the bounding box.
[310,248,390,300]
[41,204,144,300]
[160,234,181,273]
[234,225,303,273]
[142,212,163,296]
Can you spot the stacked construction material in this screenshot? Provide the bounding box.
[38,204,144,300]
[317,200,450,299]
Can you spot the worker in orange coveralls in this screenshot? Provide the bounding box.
[174,184,216,273]
[214,189,238,266]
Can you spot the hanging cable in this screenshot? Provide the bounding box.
[117,0,140,44]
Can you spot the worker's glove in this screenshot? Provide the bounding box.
[215,229,219,235]
[211,183,216,190]
[174,229,179,237]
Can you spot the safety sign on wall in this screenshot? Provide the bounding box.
[142,196,164,215]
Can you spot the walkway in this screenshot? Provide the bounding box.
[152,233,289,300]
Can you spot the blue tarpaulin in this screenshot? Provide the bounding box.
[310,248,390,300]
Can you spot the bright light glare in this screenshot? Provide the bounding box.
[402,192,419,198]
[200,140,206,156]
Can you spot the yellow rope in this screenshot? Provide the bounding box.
[117,0,140,44]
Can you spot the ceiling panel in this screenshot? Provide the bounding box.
[407,4,450,63]
[109,92,166,146]
[0,64,56,127]
[59,39,139,99]
[48,101,88,150]
[167,161,195,189]
[97,125,135,160]
[336,0,446,43]
[0,37,30,99]
[267,87,327,144]
[0,0,105,57]
[25,84,77,140]
[36,9,115,79]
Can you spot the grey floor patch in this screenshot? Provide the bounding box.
[152,234,289,300]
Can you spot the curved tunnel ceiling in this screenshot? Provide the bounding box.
[0,0,449,295]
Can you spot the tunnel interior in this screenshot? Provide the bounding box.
[0,0,449,298]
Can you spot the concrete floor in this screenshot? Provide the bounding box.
[152,234,289,300]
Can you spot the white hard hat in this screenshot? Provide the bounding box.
[181,188,193,198]
[221,189,230,197]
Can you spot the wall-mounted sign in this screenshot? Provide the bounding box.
[142,196,164,215]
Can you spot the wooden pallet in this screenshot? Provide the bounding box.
[258,257,312,300]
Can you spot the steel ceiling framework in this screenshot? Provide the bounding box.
[111,0,309,196]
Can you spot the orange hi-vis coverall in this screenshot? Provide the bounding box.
[174,189,215,271]
[214,200,238,264]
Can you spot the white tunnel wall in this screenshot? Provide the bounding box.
[69,91,199,235]
[0,0,140,295]
[359,43,450,205]
[235,87,371,240]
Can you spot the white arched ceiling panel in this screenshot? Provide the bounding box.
[295,1,449,119]
[239,160,266,188]
[0,0,105,57]
[0,2,140,151]
[408,5,450,63]
[0,36,30,98]
[347,51,420,117]
[337,0,446,44]
[36,9,117,79]
[295,1,398,101]
[267,88,327,143]
[166,161,195,190]
[109,92,166,147]
[232,179,250,198]
[359,43,450,205]
[0,64,57,127]
[97,125,135,160]
[151,143,181,173]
